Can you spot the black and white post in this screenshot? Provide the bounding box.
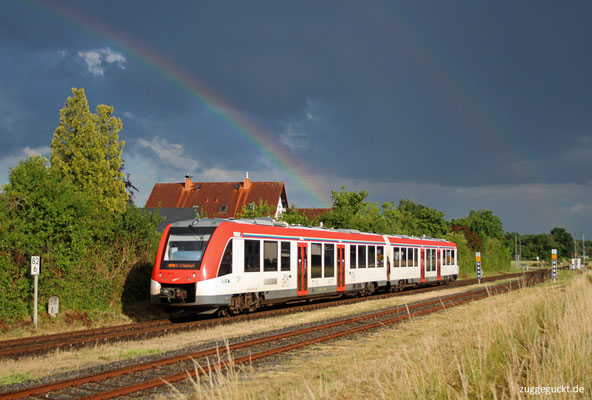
[551,248,557,283]
[30,256,40,329]
[476,252,482,284]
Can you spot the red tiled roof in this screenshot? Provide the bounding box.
[145,177,288,219]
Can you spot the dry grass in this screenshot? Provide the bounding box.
[168,271,591,399]
[0,281,501,386]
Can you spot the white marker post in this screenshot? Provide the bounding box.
[476,252,482,284]
[551,249,558,283]
[48,296,59,318]
[30,256,40,329]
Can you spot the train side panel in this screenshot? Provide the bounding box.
[151,219,460,314]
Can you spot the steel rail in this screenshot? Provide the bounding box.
[0,269,547,360]
[0,271,549,400]
[82,275,545,400]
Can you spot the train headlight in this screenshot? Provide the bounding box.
[159,273,162,277]
[192,273,196,278]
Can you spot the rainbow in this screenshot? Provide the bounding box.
[27,0,328,207]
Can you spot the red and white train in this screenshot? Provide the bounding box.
[150,218,459,315]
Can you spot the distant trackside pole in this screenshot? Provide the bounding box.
[551,249,557,284]
[476,252,482,284]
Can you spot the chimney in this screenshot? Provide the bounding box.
[243,171,251,190]
[184,175,193,190]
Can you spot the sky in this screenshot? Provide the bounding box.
[0,0,591,239]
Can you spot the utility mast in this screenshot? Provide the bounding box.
[515,234,520,269]
[582,232,586,265]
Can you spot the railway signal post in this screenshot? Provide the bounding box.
[476,252,482,284]
[30,256,40,329]
[552,249,557,283]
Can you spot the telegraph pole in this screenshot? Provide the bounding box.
[582,232,586,265]
[515,234,519,269]
[520,236,523,271]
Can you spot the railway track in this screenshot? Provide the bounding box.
[0,269,551,400]
[0,273,540,358]
[0,269,557,360]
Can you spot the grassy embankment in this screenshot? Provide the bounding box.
[171,269,591,399]
[0,279,522,387]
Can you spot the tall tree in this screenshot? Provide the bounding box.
[322,187,369,229]
[398,199,450,237]
[452,209,504,240]
[550,227,573,259]
[50,88,127,214]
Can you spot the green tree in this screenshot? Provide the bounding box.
[236,199,276,218]
[550,227,573,260]
[322,187,369,229]
[0,155,161,322]
[278,206,315,225]
[50,88,127,215]
[452,209,504,240]
[398,199,450,237]
[0,156,95,319]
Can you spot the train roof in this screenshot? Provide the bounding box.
[169,217,452,243]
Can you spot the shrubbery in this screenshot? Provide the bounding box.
[320,187,512,275]
[0,88,163,324]
[0,156,160,322]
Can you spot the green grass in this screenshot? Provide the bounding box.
[0,371,36,386]
[118,348,163,360]
[168,270,592,399]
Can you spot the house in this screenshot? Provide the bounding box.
[144,175,288,228]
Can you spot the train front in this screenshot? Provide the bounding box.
[150,219,228,314]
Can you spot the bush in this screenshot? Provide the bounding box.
[0,156,160,322]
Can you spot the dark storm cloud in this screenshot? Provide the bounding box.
[1,0,592,235]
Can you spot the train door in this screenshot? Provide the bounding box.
[336,245,345,292]
[420,248,426,283]
[437,249,442,281]
[297,243,308,296]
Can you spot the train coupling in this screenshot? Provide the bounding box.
[160,287,188,302]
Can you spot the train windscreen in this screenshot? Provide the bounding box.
[161,226,216,269]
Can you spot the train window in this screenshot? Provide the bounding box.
[350,245,357,269]
[393,247,400,267]
[368,246,375,268]
[377,246,384,268]
[218,240,233,277]
[311,243,322,278]
[452,249,456,265]
[413,248,419,267]
[408,247,415,267]
[401,248,407,267]
[425,249,430,270]
[324,244,335,278]
[244,240,260,272]
[163,226,217,269]
[263,241,278,272]
[358,245,367,268]
[446,249,451,266]
[432,249,437,271]
[281,242,291,271]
